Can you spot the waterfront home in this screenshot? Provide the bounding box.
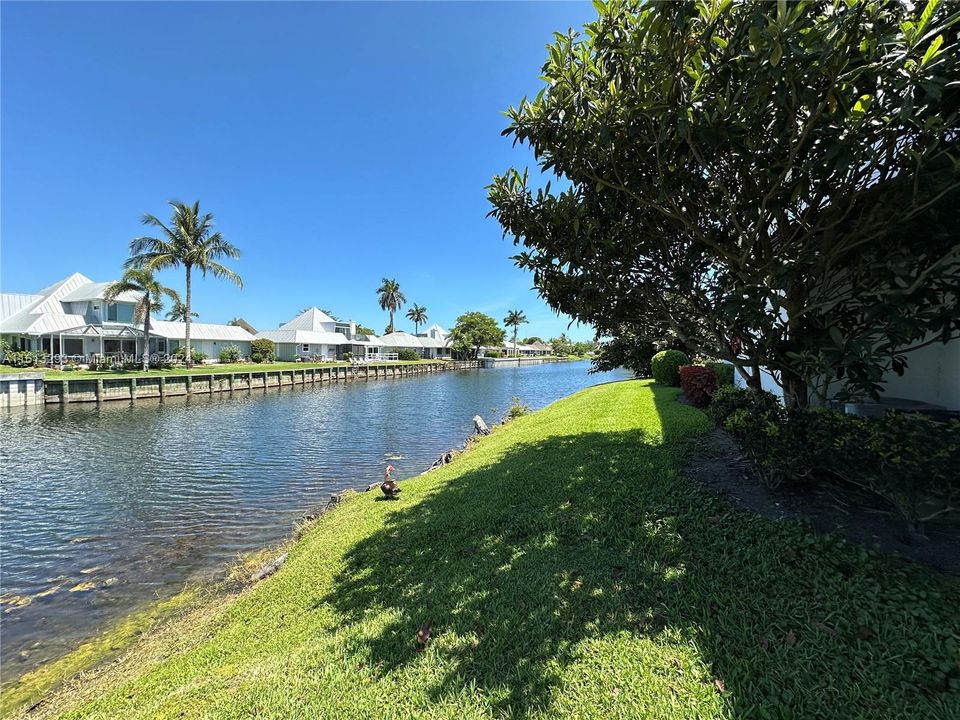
[380,323,452,359]
[0,272,254,361]
[255,307,383,361]
[502,341,551,357]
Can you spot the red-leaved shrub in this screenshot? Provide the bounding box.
[679,365,717,408]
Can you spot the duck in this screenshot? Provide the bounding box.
[381,464,401,499]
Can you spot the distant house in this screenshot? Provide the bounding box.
[502,341,551,357]
[380,323,452,359]
[255,308,383,361]
[0,272,254,361]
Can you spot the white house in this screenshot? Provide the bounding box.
[734,339,960,412]
[380,323,452,359]
[255,308,383,361]
[0,272,254,362]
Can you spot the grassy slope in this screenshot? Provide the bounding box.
[11,380,959,719]
[0,360,441,380]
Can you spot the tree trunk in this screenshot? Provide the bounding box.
[185,264,193,369]
[389,309,394,334]
[782,375,808,410]
[512,327,518,357]
[143,298,151,372]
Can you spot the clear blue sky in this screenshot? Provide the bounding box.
[1,1,596,340]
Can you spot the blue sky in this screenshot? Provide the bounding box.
[1,1,596,340]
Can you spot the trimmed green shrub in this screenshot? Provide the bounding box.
[679,365,717,408]
[170,346,207,364]
[397,348,420,362]
[219,345,242,363]
[707,386,780,427]
[705,361,735,387]
[485,350,503,359]
[250,338,275,363]
[713,385,960,533]
[651,349,689,386]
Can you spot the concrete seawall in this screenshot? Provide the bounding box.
[0,372,45,407]
[479,356,570,368]
[1,361,482,406]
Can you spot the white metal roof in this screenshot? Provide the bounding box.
[255,329,351,345]
[416,334,449,349]
[278,307,337,332]
[60,281,142,303]
[380,331,426,349]
[0,293,43,321]
[16,313,91,335]
[150,320,256,342]
[0,272,251,343]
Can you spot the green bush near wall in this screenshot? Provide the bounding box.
[651,350,689,386]
[705,361,735,387]
[250,339,275,363]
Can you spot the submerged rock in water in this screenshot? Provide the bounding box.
[0,593,33,610]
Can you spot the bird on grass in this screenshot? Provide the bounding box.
[381,464,401,499]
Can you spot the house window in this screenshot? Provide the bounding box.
[301,344,310,353]
[106,303,134,323]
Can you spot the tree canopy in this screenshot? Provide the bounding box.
[489,0,959,407]
[450,312,506,358]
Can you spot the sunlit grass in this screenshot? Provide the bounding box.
[8,380,959,719]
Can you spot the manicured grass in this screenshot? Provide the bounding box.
[9,380,959,719]
[0,359,443,380]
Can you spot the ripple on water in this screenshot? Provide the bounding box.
[0,362,632,680]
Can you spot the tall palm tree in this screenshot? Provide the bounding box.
[127,201,242,368]
[166,300,198,323]
[503,309,528,357]
[406,304,428,335]
[376,278,406,334]
[103,268,180,371]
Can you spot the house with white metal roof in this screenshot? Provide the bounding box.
[0,272,255,362]
[255,308,383,361]
[380,323,452,359]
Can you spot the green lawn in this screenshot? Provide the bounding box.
[8,380,958,719]
[0,359,443,380]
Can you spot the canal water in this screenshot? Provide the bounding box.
[0,361,630,680]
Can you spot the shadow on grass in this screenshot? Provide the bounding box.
[321,390,959,718]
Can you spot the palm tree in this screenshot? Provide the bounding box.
[406,304,428,335]
[503,310,528,357]
[227,317,257,334]
[376,278,406,334]
[103,268,180,371]
[166,300,198,323]
[127,201,242,368]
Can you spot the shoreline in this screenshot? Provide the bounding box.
[5,380,959,719]
[0,427,477,716]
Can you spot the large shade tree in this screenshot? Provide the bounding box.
[489,0,960,408]
[449,312,506,359]
[377,278,406,334]
[128,201,242,368]
[103,268,180,371]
